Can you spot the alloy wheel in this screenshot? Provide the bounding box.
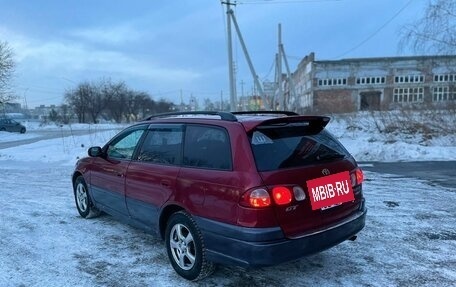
[169,223,196,271]
[76,183,88,212]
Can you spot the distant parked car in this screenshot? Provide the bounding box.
[0,118,26,133]
[72,111,366,281]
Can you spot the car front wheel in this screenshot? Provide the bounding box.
[165,211,215,281]
[73,176,100,218]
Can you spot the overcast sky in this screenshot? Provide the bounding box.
[0,0,426,108]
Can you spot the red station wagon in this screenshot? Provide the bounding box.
[72,111,367,281]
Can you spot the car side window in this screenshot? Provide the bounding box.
[183,125,232,170]
[137,126,183,165]
[107,129,145,160]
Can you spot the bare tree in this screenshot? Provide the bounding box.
[85,80,112,123]
[131,92,152,121]
[123,90,137,123]
[64,78,174,123]
[155,99,174,114]
[104,81,128,123]
[204,98,217,111]
[400,0,456,54]
[65,83,92,123]
[0,41,16,104]
[60,104,71,124]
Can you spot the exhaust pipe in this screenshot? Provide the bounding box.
[349,235,357,241]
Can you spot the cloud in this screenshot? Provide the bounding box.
[2,28,200,85]
[70,23,143,45]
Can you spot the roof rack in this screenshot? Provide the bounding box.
[231,111,299,116]
[143,111,238,122]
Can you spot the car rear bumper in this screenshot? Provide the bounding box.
[194,200,367,268]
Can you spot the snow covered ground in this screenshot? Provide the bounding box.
[0,115,455,286]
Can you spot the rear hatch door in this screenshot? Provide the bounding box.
[247,116,359,238]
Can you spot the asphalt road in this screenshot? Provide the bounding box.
[360,161,456,189]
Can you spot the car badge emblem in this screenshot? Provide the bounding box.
[322,168,330,176]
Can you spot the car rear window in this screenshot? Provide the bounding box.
[250,128,350,171]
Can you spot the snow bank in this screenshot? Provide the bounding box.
[0,114,455,164]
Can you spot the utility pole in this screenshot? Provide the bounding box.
[274,23,297,111]
[23,88,29,110]
[220,90,223,111]
[281,43,296,111]
[239,80,245,111]
[240,80,244,97]
[222,0,237,111]
[277,24,283,110]
[229,10,267,109]
[180,89,184,111]
[221,0,268,111]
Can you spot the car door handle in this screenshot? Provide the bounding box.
[103,168,115,173]
[161,180,170,187]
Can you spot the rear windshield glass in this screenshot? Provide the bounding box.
[250,128,350,171]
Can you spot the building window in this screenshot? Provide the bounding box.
[432,86,456,101]
[434,74,456,83]
[394,75,424,84]
[356,76,386,85]
[393,87,424,103]
[317,77,347,87]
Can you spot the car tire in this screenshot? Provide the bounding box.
[20,127,26,133]
[165,211,215,281]
[0,128,5,132]
[73,176,100,218]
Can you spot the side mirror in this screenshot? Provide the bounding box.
[88,146,103,157]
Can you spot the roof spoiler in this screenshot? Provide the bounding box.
[250,116,331,134]
[232,111,298,117]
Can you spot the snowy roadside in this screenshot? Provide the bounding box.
[0,115,455,286]
[0,162,454,287]
[2,113,455,163]
[325,114,456,162]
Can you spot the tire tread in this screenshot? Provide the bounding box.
[168,211,215,281]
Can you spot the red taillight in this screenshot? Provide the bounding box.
[272,186,293,205]
[356,168,364,184]
[242,188,271,208]
[241,185,304,208]
[351,168,364,186]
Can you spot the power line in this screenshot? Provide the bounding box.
[335,0,414,59]
[15,86,65,94]
[261,57,276,81]
[26,96,64,104]
[238,0,342,4]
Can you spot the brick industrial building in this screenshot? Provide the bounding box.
[290,53,456,113]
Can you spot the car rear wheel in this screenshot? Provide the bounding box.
[165,211,215,281]
[73,176,100,218]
